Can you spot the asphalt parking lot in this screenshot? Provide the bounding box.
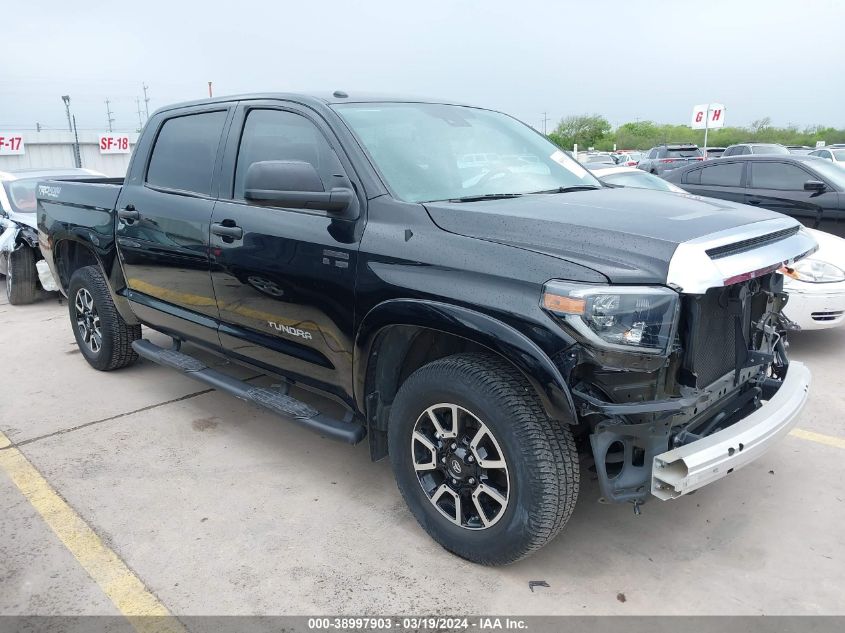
[1,291,844,617]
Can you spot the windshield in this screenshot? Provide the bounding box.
[751,144,790,155]
[334,103,600,202]
[601,170,686,193]
[2,179,39,213]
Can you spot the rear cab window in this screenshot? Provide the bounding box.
[667,147,702,158]
[146,110,229,195]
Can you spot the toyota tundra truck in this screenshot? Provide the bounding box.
[37,93,815,565]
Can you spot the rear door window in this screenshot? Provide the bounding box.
[698,162,744,187]
[750,162,812,191]
[146,110,228,195]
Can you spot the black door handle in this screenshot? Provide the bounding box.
[747,198,762,205]
[118,205,140,221]
[211,222,244,240]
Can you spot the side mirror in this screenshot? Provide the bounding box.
[244,160,354,213]
[804,180,826,192]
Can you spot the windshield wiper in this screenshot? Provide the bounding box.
[445,193,524,203]
[529,185,602,194]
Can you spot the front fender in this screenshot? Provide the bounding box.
[354,299,576,423]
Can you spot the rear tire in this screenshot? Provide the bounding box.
[68,266,141,371]
[388,353,579,565]
[5,246,39,305]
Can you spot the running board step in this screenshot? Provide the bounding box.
[132,339,366,445]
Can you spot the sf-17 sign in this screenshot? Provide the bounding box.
[691,104,726,130]
[0,134,25,155]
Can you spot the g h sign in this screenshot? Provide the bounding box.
[691,104,726,130]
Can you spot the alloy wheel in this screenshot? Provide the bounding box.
[74,287,102,354]
[411,403,510,530]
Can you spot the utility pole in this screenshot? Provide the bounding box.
[208,81,213,98]
[541,112,551,136]
[61,95,72,132]
[142,82,150,120]
[105,99,115,133]
[71,115,82,168]
[135,97,144,129]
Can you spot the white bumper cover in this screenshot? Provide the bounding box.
[652,362,811,500]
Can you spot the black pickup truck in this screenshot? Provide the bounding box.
[38,93,815,565]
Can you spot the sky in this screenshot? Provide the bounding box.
[1,0,842,133]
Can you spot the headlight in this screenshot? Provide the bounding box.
[781,259,845,283]
[541,281,679,354]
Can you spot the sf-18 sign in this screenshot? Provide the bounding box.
[0,134,25,155]
[691,103,726,129]
[99,134,131,154]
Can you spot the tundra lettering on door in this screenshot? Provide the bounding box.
[268,321,313,340]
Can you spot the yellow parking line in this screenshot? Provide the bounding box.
[790,428,845,450]
[0,430,185,633]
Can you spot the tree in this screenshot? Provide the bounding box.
[551,114,611,150]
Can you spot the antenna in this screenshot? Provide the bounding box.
[135,97,144,129]
[142,83,150,120]
[105,99,115,132]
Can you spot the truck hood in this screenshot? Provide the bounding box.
[424,188,789,284]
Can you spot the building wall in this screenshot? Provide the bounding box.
[0,130,139,177]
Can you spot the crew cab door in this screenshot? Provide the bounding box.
[209,102,363,401]
[745,160,840,235]
[116,106,232,347]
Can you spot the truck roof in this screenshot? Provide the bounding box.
[152,92,475,116]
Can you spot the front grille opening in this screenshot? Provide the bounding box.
[705,226,799,260]
[680,282,767,388]
[812,310,844,322]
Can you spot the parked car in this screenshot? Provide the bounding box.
[577,152,616,166]
[0,168,104,303]
[593,167,844,331]
[588,165,687,193]
[663,155,845,238]
[39,92,814,565]
[809,146,845,165]
[721,143,790,157]
[612,151,644,166]
[704,147,726,159]
[638,144,703,175]
[780,228,845,330]
[787,146,814,155]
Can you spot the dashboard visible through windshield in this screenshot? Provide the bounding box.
[334,102,600,203]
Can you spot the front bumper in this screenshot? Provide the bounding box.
[651,361,810,500]
[784,282,845,330]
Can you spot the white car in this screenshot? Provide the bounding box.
[0,168,103,304]
[589,166,845,331]
[588,165,688,193]
[781,228,845,330]
[808,146,845,165]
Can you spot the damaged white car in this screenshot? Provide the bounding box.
[781,228,845,330]
[0,168,103,304]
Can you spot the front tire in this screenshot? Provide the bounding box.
[5,246,39,305]
[388,353,579,565]
[68,266,141,371]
